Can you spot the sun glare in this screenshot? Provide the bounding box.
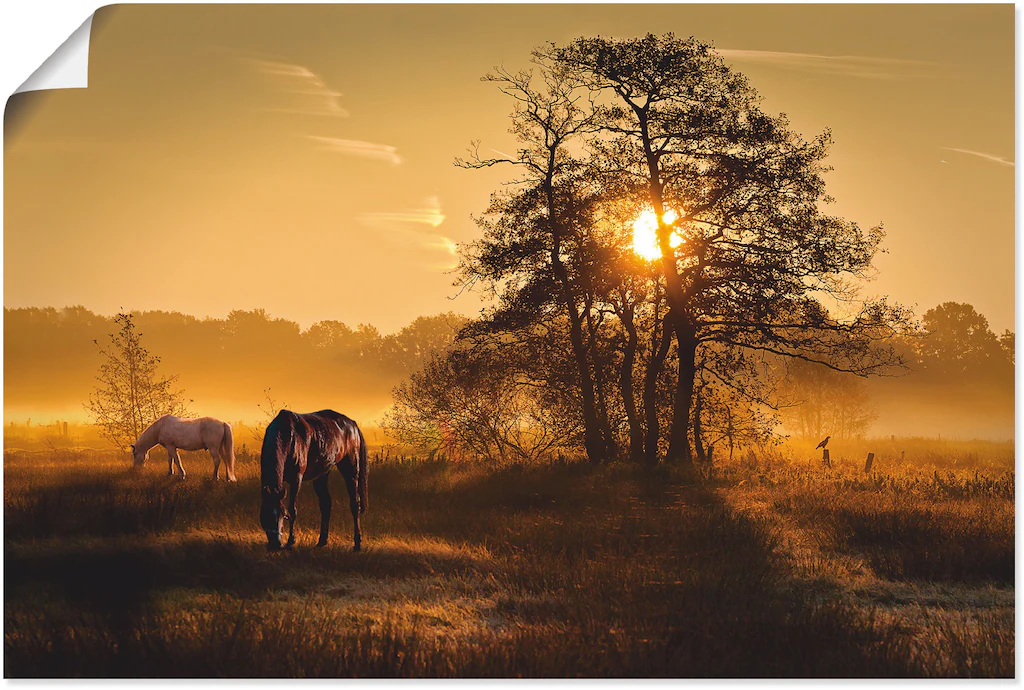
[631,209,681,261]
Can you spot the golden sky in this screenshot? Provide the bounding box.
[4,4,1015,333]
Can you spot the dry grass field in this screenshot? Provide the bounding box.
[3,438,1014,677]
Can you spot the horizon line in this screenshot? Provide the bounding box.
[2,303,474,338]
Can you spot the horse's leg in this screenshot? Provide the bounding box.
[172,447,186,480]
[313,475,331,547]
[210,447,221,481]
[164,445,174,476]
[285,476,302,549]
[340,465,361,552]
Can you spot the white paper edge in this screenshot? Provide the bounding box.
[13,13,94,95]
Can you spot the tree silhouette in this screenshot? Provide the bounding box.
[456,62,609,464]
[919,302,1008,380]
[84,310,191,451]
[384,339,577,463]
[252,387,290,448]
[778,358,877,441]
[455,34,910,471]
[544,33,908,471]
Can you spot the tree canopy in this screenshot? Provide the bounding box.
[432,33,911,470]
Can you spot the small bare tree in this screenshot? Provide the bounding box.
[84,310,191,451]
[383,345,579,464]
[253,388,289,447]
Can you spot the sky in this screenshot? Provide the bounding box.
[4,4,1015,334]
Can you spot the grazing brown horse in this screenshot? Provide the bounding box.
[259,409,368,551]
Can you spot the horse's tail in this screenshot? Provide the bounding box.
[357,426,368,514]
[221,422,237,482]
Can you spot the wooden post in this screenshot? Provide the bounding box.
[63,421,69,437]
[864,452,874,473]
[822,448,831,468]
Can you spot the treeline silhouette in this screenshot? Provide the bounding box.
[2,300,1012,446]
[4,306,466,425]
[863,302,1014,440]
[782,301,1014,442]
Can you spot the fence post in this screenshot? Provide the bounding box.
[864,452,874,473]
[822,448,831,469]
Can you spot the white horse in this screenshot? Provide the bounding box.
[131,415,236,481]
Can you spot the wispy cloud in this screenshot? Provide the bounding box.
[360,196,457,267]
[362,207,445,228]
[306,135,402,165]
[717,49,934,80]
[941,147,1014,167]
[361,195,446,228]
[250,58,348,117]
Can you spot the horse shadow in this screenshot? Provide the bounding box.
[5,528,489,621]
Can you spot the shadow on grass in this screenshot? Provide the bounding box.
[4,460,1014,677]
[775,492,1014,584]
[4,471,259,540]
[6,532,492,619]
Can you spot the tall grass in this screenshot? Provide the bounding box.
[774,492,1013,584]
[4,445,1014,678]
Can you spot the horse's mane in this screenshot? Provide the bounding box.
[135,416,165,450]
[260,410,297,492]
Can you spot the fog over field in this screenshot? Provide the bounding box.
[4,303,1013,443]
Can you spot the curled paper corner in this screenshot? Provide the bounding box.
[14,14,94,95]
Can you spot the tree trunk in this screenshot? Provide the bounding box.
[585,305,616,461]
[642,322,672,466]
[665,322,698,476]
[637,112,697,474]
[545,163,604,465]
[567,313,605,464]
[693,384,706,464]
[620,314,645,464]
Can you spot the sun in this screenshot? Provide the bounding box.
[631,209,681,261]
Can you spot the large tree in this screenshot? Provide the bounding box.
[549,34,908,472]
[453,34,909,471]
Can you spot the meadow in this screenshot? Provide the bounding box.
[3,435,1014,677]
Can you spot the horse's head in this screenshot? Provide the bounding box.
[260,486,286,550]
[131,444,149,468]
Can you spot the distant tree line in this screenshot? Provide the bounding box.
[5,306,466,422]
[4,299,1011,455]
[782,302,1014,442]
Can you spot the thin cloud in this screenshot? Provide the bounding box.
[360,196,456,267]
[306,135,402,165]
[361,195,446,229]
[250,58,348,117]
[941,147,1014,168]
[362,210,445,228]
[717,49,934,80]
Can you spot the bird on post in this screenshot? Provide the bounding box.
[815,435,831,450]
